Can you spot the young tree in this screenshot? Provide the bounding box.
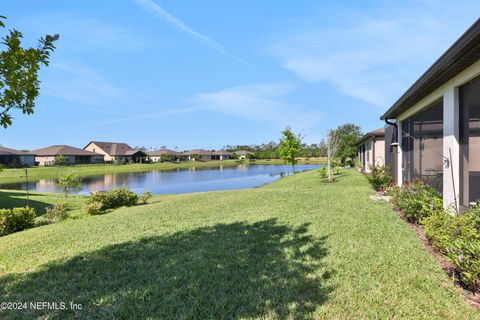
[0,16,59,128]
[326,129,341,182]
[190,154,201,161]
[279,127,302,189]
[56,173,82,198]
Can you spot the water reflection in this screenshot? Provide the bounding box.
[0,164,319,195]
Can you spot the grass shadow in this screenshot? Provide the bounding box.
[0,190,52,216]
[0,219,333,319]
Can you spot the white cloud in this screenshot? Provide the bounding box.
[270,0,480,108]
[18,14,147,50]
[193,83,324,130]
[42,62,126,114]
[134,0,250,65]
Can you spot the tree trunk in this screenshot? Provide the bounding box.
[292,164,296,190]
[327,146,332,182]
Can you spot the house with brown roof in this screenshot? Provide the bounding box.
[357,128,385,173]
[32,145,103,166]
[84,141,147,164]
[0,146,35,167]
[183,150,231,161]
[147,149,187,162]
[380,18,480,212]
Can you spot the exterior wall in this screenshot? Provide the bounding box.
[374,138,386,167]
[395,59,480,211]
[36,156,57,166]
[359,137,385,173]
[84,143,112,162]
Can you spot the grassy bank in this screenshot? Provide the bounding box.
[0,158,326,184]
[0,169,476,319]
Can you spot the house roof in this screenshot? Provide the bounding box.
[147,149,183,156]
[183,149,231,156]
[0,146,35,156]
[32,145,103,156]
[357,128,385,145]
[86,141,146,156]
[381,18,480,120]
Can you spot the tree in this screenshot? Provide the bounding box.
[279,127,302,189]
[0,16,59,128]
[332,123,362,164]
[326,129,341,182]
[55,173,82,198]
[160,154,173,162]
[190,154,201,161]
[54,155,66,166]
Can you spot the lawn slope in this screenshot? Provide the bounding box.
[0,170,477,319]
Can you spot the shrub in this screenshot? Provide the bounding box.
[366,165,392,191]
[448,239,480,291]
[0,207,36,236]
[319,167,327,179]
[390,179,443,224]
[87,184,138,211]
[44,202,70,222]
[84,201,105,215]
[139,191,153,205]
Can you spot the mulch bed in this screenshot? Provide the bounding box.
[390,203,480,311]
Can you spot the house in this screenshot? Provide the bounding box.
[0,146,35,167]
[183,150,231,161]
[357,128,385,173]
[381,18,480,212]
[84,141,147,164]
[235,150,254,159]
[32,145,103,166]
[147,149,187,162]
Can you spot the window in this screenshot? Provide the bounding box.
[402,99,444,192]
[460,76,480,208]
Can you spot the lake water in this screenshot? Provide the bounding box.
[0,164,320,195]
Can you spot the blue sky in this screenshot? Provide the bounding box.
[1,0,479,150]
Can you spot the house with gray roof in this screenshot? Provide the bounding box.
[0,146,35,167]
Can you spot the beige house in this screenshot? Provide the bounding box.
[380,18,480,211]
[84,141,147,164]
[183,150,231,161]
[32,145,103,166]
[357,128,386,173]
[147,149,187,162]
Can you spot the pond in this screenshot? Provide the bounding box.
[0,164,320,195]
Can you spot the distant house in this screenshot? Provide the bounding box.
[32,145,103,166]
[235,150,253,159]
[84,141,147,164]
[357,128,385,173]
[148,149,187,162]
[0,147,35,167]
[184,150,231,161]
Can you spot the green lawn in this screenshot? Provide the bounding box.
[0,170,477,319]
[0,158,326,184]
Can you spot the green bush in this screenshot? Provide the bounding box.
[84,201,105,215]
[0,207,36,236]
[44,202,70,222]
[319,167,327,179]
[390,179,443,224]
[448,239,480,291]
[366,165,392,191]
[139,191,153,205]
[87,184,138,211]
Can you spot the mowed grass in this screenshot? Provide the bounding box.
[0,158,326,184]
[0,189,87,218]
[0,170,478,319]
